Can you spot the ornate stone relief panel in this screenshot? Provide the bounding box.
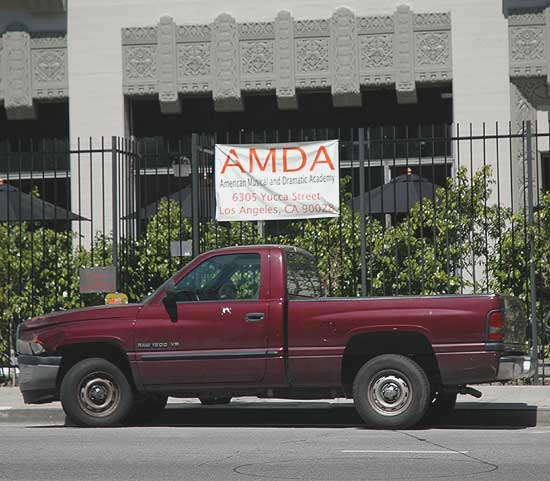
[176,25,211,94]
[358,32,394,85]
[239,22,275,92]
[296,39,329,73]
[178,43,211,77]
[0,31,67,118]
[240,41,274,75]
[413,13,452,84]
[508,10,548,77]
[121,6,452,113]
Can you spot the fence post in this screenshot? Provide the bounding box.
[358,128,366,297]
[191,133,200,258]
[526,121,538,383]
[111,136,118,291]
[9,318,15,387]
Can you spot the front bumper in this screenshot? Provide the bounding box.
[17,354,62,404]
[496,351,537,381]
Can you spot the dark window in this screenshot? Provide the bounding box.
[176,253,261,301]
[286,251,321,299]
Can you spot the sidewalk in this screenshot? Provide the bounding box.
[1,385,550,426]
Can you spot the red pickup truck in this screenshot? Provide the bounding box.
[17,245,534,428]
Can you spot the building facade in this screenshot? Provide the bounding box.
[1,0,550,241]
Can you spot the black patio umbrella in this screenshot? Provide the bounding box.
[123,186,214,220]
[0,182,86,222]
[352,172,439,214]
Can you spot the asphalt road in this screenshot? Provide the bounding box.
[1,407,549,481]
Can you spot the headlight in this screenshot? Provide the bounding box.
[30,342,45,355]
[16,339,32,355]
[16,340,45,355]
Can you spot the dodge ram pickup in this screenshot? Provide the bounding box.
[17,245,535,428]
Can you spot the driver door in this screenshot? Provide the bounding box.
[134,252,269,386]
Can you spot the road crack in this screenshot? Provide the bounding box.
[399,430,498,477]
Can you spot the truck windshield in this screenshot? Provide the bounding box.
[285,250,322,299]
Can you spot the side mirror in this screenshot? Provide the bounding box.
[163,279,177,322]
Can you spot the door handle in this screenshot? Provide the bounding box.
[245,312,265,322]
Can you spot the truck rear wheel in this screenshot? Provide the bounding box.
[353,354,430,429]
[60,358,133,427]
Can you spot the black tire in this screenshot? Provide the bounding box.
[199,396,231,405]
[353,354,430,429]
[127,394,168,425]
[60,358,134,427]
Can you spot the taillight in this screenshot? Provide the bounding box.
[488,311,504,341]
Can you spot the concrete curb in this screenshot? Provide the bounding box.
[0,408,65,425]
[1,404,550,428]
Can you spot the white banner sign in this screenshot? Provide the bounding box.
[215,140,339,221]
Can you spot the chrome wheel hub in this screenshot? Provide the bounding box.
[368,374,412,417]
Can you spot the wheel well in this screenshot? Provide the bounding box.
[56,342,136,392]
[341,332,441,395]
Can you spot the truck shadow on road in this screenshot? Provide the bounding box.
[125,402,538,430]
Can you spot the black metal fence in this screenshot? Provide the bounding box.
[0,123,549,383]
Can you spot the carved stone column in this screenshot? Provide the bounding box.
[275,11,297,110]
[510,79,540,211]
[330,7,361,107]
[394,5,417,104]
[157,16,181,114]
[212,13,243,112]
[2,31,36,120]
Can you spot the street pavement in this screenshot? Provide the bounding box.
[2,423,550,480]
[2,386,550,480]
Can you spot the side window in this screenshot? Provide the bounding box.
[176,253,261,301]
[286,251,321,299]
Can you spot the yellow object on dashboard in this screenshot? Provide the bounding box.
[105,293,128,305]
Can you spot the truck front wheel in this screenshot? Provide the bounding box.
[60,358,134,427]
[353,354,430,429]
